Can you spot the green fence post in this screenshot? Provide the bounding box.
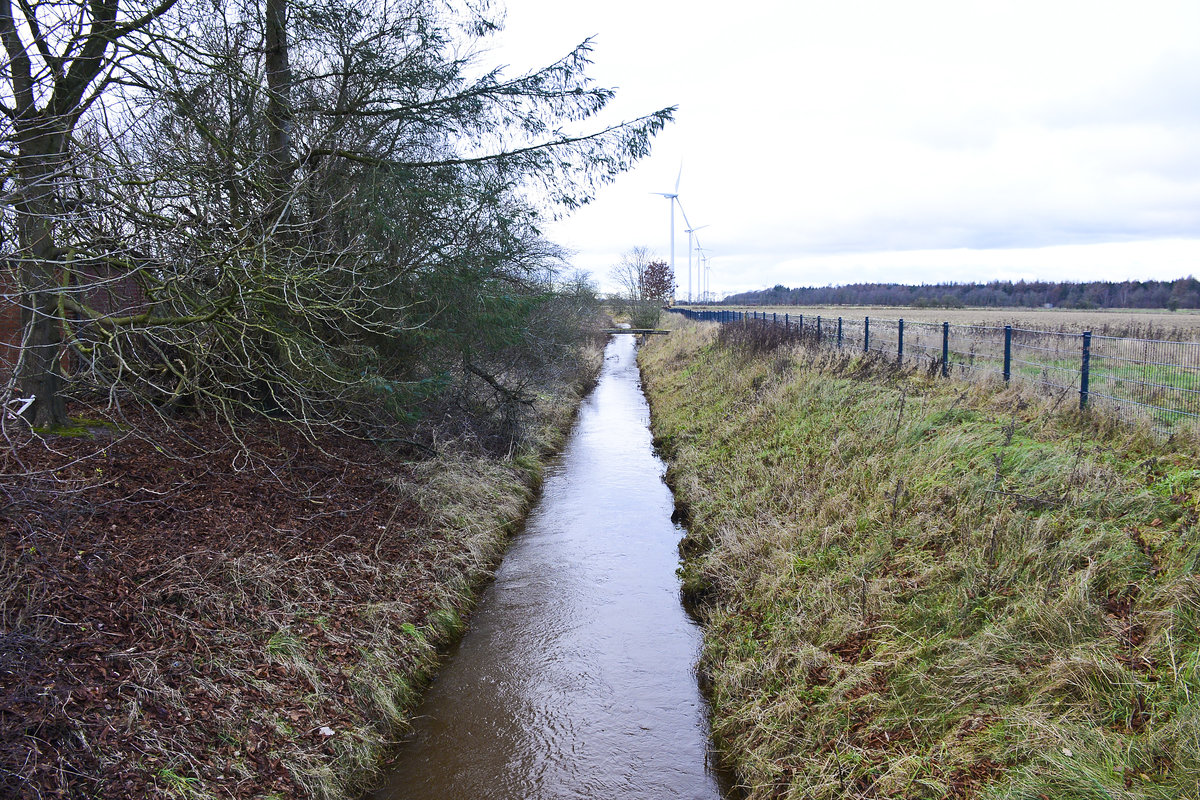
[942,321,949,377]
[1080,331,1092,410]
[864,317,870,352]
[898,318,904,363]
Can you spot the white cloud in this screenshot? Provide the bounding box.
[492,0,1200,296]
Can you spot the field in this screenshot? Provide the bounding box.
[641,317,1200,800]
[680,305,1200,342]
[674,307,1200,426]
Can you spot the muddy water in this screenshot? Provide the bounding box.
[371,334,727,800]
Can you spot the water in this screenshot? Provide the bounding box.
[370,334,727,800]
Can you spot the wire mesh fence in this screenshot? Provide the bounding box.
[669,307,1200,430]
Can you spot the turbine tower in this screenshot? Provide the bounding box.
[652,165,683,302]
[695,245,711,302]
[683,224,709,304]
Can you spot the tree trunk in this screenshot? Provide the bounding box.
[264,0,293,228]
[14,131,70,427]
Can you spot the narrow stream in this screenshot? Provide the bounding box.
[370,334,727,800]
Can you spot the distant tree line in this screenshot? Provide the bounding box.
[723,277,1200,310]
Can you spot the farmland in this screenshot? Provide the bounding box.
[681,305,1200,341]
[675,306,1200,429]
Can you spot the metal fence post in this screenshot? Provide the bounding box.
[773,312,777,326]
[1080,331,1092,410]
[942,322,949,377]
[864,317,870,352]
[785,313,789,332]
[1003,326,1012,381]
[837,317,843,348]
[817,315,822,344]
[898,318,904,363]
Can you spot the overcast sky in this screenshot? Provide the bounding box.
[488,0,1200,297]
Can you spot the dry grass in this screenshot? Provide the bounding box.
[682,311,1200,433]
[689,305,1200,341]
[641,317,1200,799]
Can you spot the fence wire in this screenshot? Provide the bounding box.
[670,308,1200,429]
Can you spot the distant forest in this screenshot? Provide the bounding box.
[723,277,1200,310]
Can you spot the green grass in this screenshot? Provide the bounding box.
[156,766,202,798]
[640,318,1200,800]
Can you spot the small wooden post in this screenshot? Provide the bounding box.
[1003,325,1012,381]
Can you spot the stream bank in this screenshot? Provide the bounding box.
[2,347,601,800]
[640,316,1200,800]
[371,333,728,799]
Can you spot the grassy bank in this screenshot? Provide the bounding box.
[640,318,1200,799]
[1,346,600,799]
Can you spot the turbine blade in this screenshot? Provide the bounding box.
[675,163,682,194]
[676,199,692,232]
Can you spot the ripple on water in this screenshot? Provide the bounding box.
[370,335,727,800]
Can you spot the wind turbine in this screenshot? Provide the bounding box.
[696,245,711,302]
[652,166,683,302]
[684,224,710,304]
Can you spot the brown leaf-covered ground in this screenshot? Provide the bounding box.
[1,406,534,798]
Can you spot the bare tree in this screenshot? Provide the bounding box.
[609,246,669,328]
[0,0,179,425]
